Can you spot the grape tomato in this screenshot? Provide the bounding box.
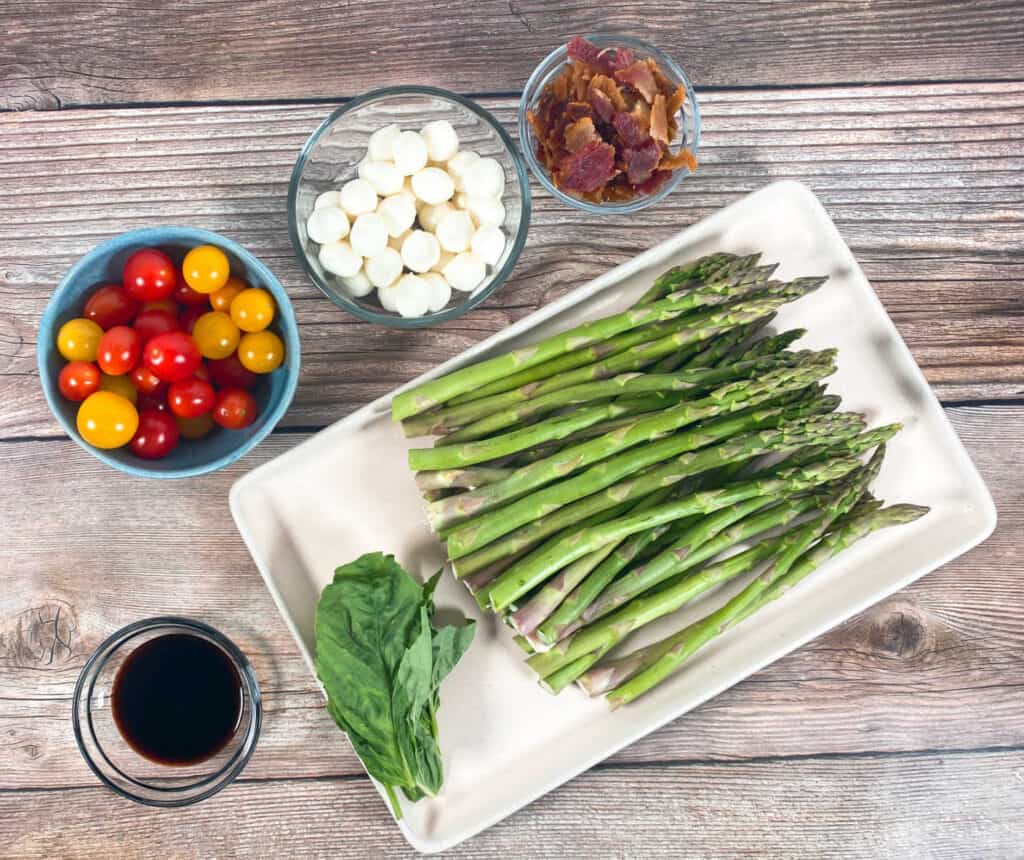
[131,409,180,459]
[133,309,180,345]
[99,372,139,405]
[211,277,246,312]
[84,285,139,329]
[142,299,178,314]
[207,355,257,390]
[192,311,240,360]
[179,304,207,334]
[168,376,216,418]
[229,288,275,332]
[173,279,211,306]
[123,248,177,301]
[144,331,202,382]
[237,331,284,374]
[176,412,215,439]
[212,388,258,429]
[58,361,101,401]
[97,326,142,376]
[131,365,166,395]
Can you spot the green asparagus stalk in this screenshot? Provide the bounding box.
[492,455,864,614]
[736,328,807,361]
[748,423,902,478]
[634,252,755,305]
[541,643,614,694]
[414,465,513,492]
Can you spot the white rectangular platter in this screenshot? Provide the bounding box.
[230,180,996,853]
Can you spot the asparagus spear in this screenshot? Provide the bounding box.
[747,423,902,478]
[429,361,837,530]
[491,454,863,613]
[393,267,783,421]
[634,252,754,305]
[414,465,513,492]
[737,328,807,361]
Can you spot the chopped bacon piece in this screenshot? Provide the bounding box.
[658,148,699,172]
[606,46,635,72]
[556,139,616,193]
[564,117,601,153]
[665,84,686,119]
[650,93,669,146]
[568,36,635,76]
[566,101,595,122]
[590,87,615,122]
[636,169,672,196]
[612,111,648,149]
[647,58,676,97]
[589,75,627,111]
[551,69,571,102]
[614,61,658,104]
[624,139,662,185]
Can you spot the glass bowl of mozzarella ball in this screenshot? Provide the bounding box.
[288,86,532,326]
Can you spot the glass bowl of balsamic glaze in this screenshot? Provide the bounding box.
[72,617,261,807]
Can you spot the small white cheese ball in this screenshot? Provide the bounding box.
[359,160,404,196]
[339,179,378,217]
[466,157,506,198]
[421,120,460,162]
[378,282,400,312]
[401,230,441,274]
[378,194,418,238]
[443,252,487,292]
[418,201,454,233]
[314,190,342,211]
[393,274,431,318]
[447,150,480,192]
[411,167,455,206]
[452,192,469,210]
[368,124,402,162]
[389,228,411,251]
[435,210,475,253]
[399,177,420,209]
[421,272,452,313]
[318,240,362,278]
[306,207,350,244]
[471,224,506,266]
[340,271,374,298]
[465,195,506,227]
[364,247,404,288]
[349,212,389,257]
[393,131,429,176]
[433,249,455,273]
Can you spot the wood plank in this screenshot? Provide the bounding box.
[2,1,1023,109]
[1,405,1021,790]
[1,750,1022,857]
[1,84,1022,440]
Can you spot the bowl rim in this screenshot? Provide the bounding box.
[517,33,702,215]
[287,84,532,328]
[71,615,262,808]
[37,226,300,479]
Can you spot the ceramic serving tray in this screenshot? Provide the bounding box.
[230,180,996,853]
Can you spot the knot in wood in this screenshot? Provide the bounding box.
[870,606,928,659]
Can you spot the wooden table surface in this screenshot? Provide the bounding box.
[2,3,1023,857]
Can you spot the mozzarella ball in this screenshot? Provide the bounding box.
[421,120,460,162]
[306,207,350,244]
[433,249,455,273]
[399,177,420,209]
[368,124,402,162]
[466,157,506,198]
[339,179,378,217]
[471,224,506,266]
[349,212,389,257]
[401,230,441,273]
[418,201,454,233]
[393,131,429,176]
[359,160,404,196]
[452,192,469,210]
[447,150,480,192]
[443,252,487,292]
[378,282,400,312]
[421,272,453,312]
[435,210,475,253]
[314,190,341,211]
[393,274,431,318]
[465,195,506,227]
[318,240,362,278]
[339,270,374,298]
[389,228,411,252]
[411,167,455,205]
[377,195,417,238]
[364,247,404,288]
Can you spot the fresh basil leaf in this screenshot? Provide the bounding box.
[431,622,476,689]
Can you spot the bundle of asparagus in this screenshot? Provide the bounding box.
[392,252,928,707]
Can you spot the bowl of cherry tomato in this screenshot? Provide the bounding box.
[38,227,300,478]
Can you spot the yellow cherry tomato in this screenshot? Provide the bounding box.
[230,288,275,332]
[211,276,247,312]
[192,311,241,360]
[238,330,284,374]
[176,412,215,440]
[99,372,138,405]
[77,391,139,449]
[57,318,104,362]
[182,245,230,294]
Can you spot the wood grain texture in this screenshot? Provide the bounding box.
[1,406,1020,797]
[2,1,1023,109]
[1,83,1022,440]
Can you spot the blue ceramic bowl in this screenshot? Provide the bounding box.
[38,227,300,478]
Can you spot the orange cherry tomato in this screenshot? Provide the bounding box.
[192,311,240,360]
[237,330,284,374]
[182,245,230,294]
[77,391,139,448]
[211,276,247,312]
[229,288,275,333]
[57,318,104,362]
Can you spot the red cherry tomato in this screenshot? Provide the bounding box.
[96,325,141,376]
[84,285,139,329]
[207,354,258,390]
[168,376,216,418]
[178,304,206,335]
[212,387,258,429]
[58,361,101,401]
[133,309,179,345]
[137,392,170,413]
[144,331,202,383]
[142,298,178,314]
[173,279,211,306]
[123,248,177,302]
[130,409,180,459]
[130,364,166,395]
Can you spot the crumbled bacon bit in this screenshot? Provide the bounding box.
[530,37,696,203]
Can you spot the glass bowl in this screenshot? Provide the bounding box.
[518,34,701,215]
[72,617,261,807]
[288,86,532,328]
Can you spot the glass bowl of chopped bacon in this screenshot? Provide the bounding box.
[519,35,701,214]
